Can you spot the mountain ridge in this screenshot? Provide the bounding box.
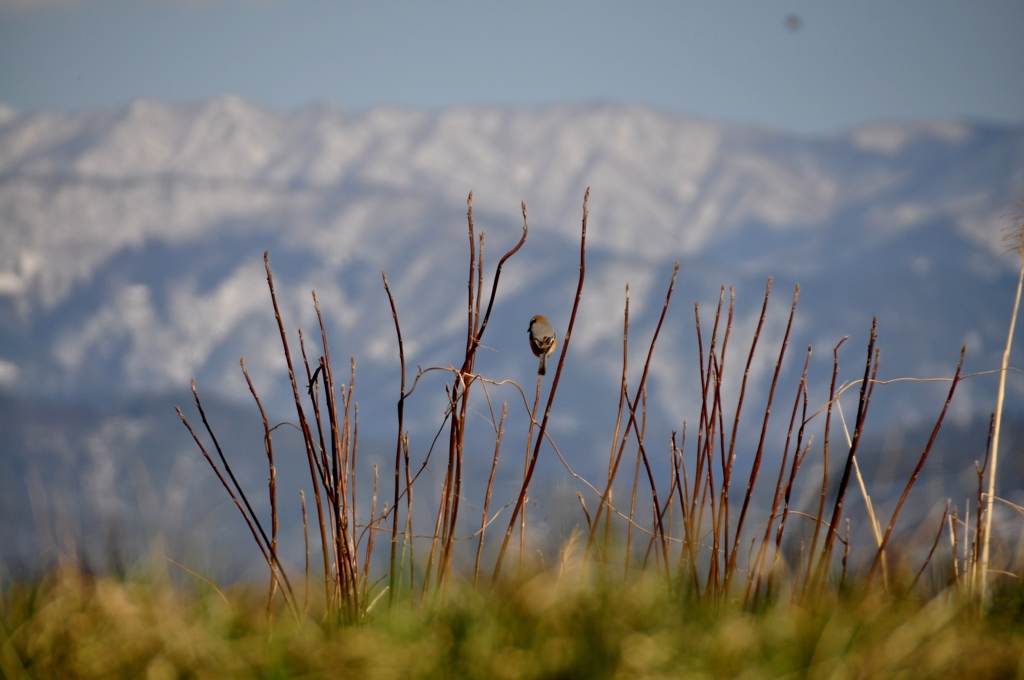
[1,95,1022,438]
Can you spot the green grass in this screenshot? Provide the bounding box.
[3,567,1024,679]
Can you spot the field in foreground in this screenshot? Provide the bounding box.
[3,568,1024,679]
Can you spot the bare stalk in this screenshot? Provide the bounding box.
[175,391,298,619]
[240,357,278,613]
[981,210,1024,601]
[475,403,508,586]
[720,279,773,582]
[493,189,588,586]
[382,271,407,606]
[802,336,847,596]
[972,415,995,592]
[601,284,631,566]
[727,284,798,592]
[815,319,879,593]
[867,346,966,585]
[909,500,951,593]
[748,344,811,604]
[300,490,309,612]
[585,263,679,574]
[264,252,332,607]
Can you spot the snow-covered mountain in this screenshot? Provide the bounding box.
[1,96,1023,570]
[2,96,1022,416]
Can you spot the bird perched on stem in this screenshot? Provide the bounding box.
[528,315,557,376]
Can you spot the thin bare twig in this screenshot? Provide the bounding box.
[868,347,967,585]
[816,319,879,594]
[494,189,589,585]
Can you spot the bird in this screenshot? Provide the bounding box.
[527,315,557,376]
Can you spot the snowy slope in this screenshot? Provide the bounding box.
[0,96,1022,462]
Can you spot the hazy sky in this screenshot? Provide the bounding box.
[0,0,1022,134]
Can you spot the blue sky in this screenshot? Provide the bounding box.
[0,0,1022,134]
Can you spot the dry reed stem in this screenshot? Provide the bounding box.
[398,434,416,603]
[300,490,309,612]
[493,189,588,586]
[174,397,298,619]
[431,194,528,594]
[586,263,679,575]
[703,291,734,595]
[670,428,692,593]
[520,372,543,577]
[816,319,879,595]
[438,204,476,591]
[909,499,951,593]
[842,518,851,588]
[766,437,813,600]
[803,336,847,596]
[624,390,647,579]
[239,357,278,612]
[361,465,379,596]
[721,278,773,583]
[466,191,477,353]
[972,415,995,592]
[298,333,329,506]
[611,285,631,482]
[319,336,360,616]
[601,284,630,566]
[164,557,230,606]
[867,346,966,586]
[674,428,690,522]
[833,395,888,588]
[727,284,798,593]
[578,492,593,532]
[748,344,811,604]
[647,429,685,572]
[264,252,332,608]
[604,290,629,558]
[981,209,1024,601]
[381,270,406,606]
[684,297,718,591]
[475,403,508,586]
[949,508,960,585]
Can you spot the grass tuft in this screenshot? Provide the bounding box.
[4,567,1024,678]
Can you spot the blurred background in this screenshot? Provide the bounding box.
[1,0,1023,580]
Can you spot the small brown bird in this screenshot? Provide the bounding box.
[528,315,557,376]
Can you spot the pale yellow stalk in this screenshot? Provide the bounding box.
[980,261,1024,601]
[980,207,1024,602]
